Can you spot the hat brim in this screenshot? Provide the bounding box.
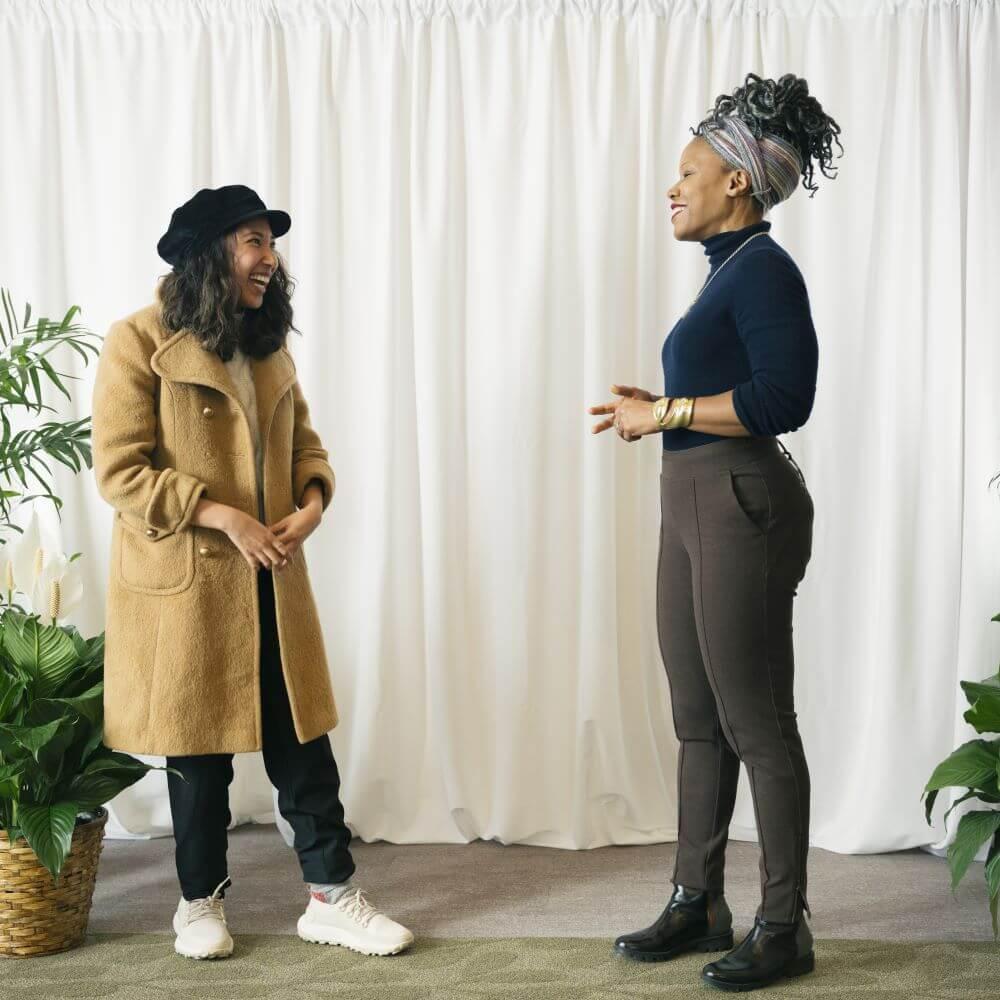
[218,208,291,241]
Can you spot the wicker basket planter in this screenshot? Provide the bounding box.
[0,808,108,958]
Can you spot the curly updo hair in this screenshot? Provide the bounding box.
[693,72,844,199]
[158,234,297,361]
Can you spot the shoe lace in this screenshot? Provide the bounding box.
[187,877,229,924]
[335,888,380,929]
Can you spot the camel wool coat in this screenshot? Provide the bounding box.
[91,303,339,756]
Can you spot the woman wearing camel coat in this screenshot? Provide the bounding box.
[92,184,412,961]
[93,299,338,756]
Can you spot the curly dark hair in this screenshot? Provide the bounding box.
[693,72,844,198]
[158,234,297,360]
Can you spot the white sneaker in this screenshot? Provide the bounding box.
[172,879,234,960]
[297,888,414,956]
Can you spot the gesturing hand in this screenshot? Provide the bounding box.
[588,384,659,442]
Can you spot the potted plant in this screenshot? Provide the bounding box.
[923,612,1000,939]
[0,291,163,957]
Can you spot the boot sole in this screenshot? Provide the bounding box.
[701,952,815,992]
[614,931,734,963]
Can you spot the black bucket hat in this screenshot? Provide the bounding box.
[157,184,291,267]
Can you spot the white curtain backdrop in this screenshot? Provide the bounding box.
[1,0,998,856]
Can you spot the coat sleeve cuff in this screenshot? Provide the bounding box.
[144,469,207,534]
[294,461,335,512]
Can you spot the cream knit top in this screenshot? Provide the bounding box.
[223,346,266,521]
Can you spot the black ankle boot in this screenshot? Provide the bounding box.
[701,915,814,991]
[613,885,733,963]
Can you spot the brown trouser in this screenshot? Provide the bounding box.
[657,436,814,923]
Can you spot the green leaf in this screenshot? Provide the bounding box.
[64,627,88,660]
[942,790,981,828]
[1,289,18,346]
[65,752,152,810]
[986,838,1000,902]
[32,681,103,727]
[988,835,1000,941]
[14,704,76,784]
[27,366,41,408]
[17,801,78,879]
[966,699,1000,735]
[0,669,25,720]
[962,675,1000,699]
[58,660,102,700]
[0,717,64,759]
[3,615,79,698]
[78,724,105,767]
[34,721,76,785]
[925,739,1000,796]
[0,761,22,799]
[948,811,1000,891]
[924,788,938,825]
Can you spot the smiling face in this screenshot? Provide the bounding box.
[229,218,278,309]
[667,136,762,241]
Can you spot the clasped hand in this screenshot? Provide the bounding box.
[588,384,661,442]
[224,505,322,572]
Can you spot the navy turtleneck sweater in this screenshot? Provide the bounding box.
[660,219,818,451]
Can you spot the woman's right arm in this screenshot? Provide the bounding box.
[92,320,288,570]
[91,320,207,537]
[189,497,289,571]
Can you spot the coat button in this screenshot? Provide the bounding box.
[198,546,211,557]
[145,528,156,537]
[202,406,214,418]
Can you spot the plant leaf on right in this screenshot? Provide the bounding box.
[924,612,1000,938]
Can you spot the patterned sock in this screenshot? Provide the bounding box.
[309,881,353,904]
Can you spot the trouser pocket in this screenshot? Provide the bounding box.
[728,469,772,535]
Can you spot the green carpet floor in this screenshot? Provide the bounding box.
[1,936,997,999]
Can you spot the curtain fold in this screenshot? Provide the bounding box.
[1,0,997,853]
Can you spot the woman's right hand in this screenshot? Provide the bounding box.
[220,508,289,571]
[588,384,658,437]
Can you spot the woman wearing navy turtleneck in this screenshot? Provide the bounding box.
[589,74,842,993]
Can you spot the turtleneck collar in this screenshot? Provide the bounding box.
[701,219,771,271]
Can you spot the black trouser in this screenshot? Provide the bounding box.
[166,567,355,901]
[657,437,813,924]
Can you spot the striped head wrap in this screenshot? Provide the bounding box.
[695,116,803,212]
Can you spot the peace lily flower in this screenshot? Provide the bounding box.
[8,508,59,595]
[4,507,80,619]
[29,551,83,625]
[0,552,14,602]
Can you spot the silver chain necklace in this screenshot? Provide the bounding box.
[682,230,767,318]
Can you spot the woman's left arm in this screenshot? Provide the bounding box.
[268,380,334,563]
[289,377,336,511]
[300,480,326,513]
[607,386,751,439]
[726,252,818,437]
[610,252,817,440]
[683,390,750,437]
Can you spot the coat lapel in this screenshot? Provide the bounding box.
[251,352,298,445]
[151,329,297,446]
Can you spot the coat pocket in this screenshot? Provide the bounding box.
[115,512,195,595]
[727,468,772,536]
